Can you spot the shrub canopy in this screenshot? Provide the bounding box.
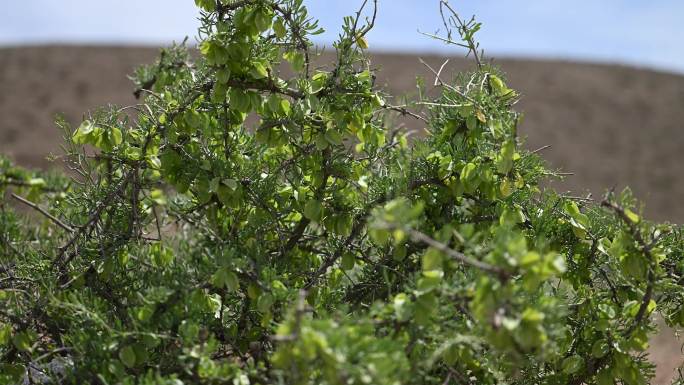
[1,1,684,384]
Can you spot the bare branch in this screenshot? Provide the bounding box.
[529,145,551,155]
[11,193,74,233]
[419,58,479,105]
[383,104,428,123]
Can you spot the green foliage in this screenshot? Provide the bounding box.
[1,1,684,384]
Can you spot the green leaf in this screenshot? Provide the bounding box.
[624,209,640,223]
[466,115,478,131]
[332,214,353,236]
[124,146,142,161]
[230,89,252,113]
[393,244,407,262]
[522,308,544,323]
[460,162,480,192]
[199,40,212,56]
[393,293,412,322]
[251,62,269,79]
[280,100,291,117]
[0,324,11,346]
[496,140,516,174]
[621,253,646,279]
[216,68,231,84]
[225,271,240,292]
[194,0,215,12]
[110,127,123,146]
[12,331,33,352]
[457,104,474,118]
[596,368,614,385]
[212,268,239,292]
[315,132,329,150]
[273,18,287,38]
[0,363,25,382]
[369,228,389,245]
[151,243,174,267]
[592,339,609,358]
[267,95,290,116]
[341,252,355,271]
[132,343,149,365]
[254,9,272,32]
[500,207,524,226]
[414,293,437,325]
[226,42,248,62]
[324,130,343,146]
[119,346,137,368]
[418,270,444,292]
[223,178,238,190]
[564,201,581,217]
[519,251,541,268]
[283,51,304,72]
[28,178,45,187]
[563,201,591,238]
[562,355,584,374]
[257,293,274,313]
[598,303,617,319]
[356,35,369,49]
[303,200,323,222]
[73,120,95,144]
[147,156,162,171]
[422,248,443,272]
[489,74,513,96]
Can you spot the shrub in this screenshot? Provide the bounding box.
[1,1,683,384]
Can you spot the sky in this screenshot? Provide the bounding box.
[1,0,682,74]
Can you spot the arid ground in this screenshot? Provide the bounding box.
[1,45,683,383]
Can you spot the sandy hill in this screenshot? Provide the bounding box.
[1,45,683,383]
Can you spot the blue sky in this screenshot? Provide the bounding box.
[1,0,682,74]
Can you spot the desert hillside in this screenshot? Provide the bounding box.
[1,45,683,383]
[2,46,683,224]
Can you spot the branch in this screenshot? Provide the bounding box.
[439,1,483,68]
[283,218,311,254]
[279,148,332,257]
[11,193,74,233]
[271,3,312,77]
[382,104,428,123]
[53,172,134,268]
[529,144,551,155]
[349,0,378,40]
[418,58,479,105]
[305,218,366,289]
[601,199,657,336]
[302,173,456,288]
[224,78,304,99]
[404,227,510,280]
